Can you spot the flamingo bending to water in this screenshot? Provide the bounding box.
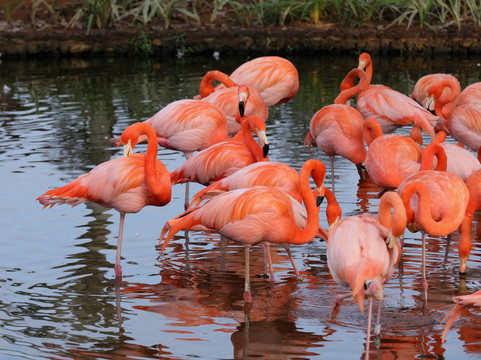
[38,123,172,279]
[327,191,406,360]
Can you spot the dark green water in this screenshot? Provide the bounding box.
[1,53,481,360]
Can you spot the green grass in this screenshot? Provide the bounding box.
[4,0,480,33]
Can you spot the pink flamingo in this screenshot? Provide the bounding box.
[158,159,327,302]
[304,68,370,192]
[197,71,269,136]
[441,290,481,343]
[344,52,439,139]
[458,82,481,106]
[397,142,469,300]
[38,122,172,279]
[444,103,481,151]
[170,115,269,198]
[363,117,422,194]
[411,73,461,119]
[327,191,406,360]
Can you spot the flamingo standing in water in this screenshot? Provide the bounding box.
[38,122,172,279]
[170,115,269,199]
[304,68,370,193]
[411,73,461,118]
[197,71,269,136]
[159,159,327,302]
[441,290,481,343]
[363,117,422,195]
[397,142,469,300]
[206,56,299,107]
[327,191,407,360]
[344,52,439,139]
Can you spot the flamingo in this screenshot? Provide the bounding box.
[304,71,369,192]
[37,122,172,279]
[458,82,481,106]
[343,52,439,139]
[158,159,327,302]
[327,191,406,360]
[444,103,481,151]
[441,290,481,343]
[206,56,299,107]
[458,169,481,273]
[397,142,469,300]
[363,117,422,194]
[197,71,269,136]
[411,73,461,119]
[169,115,269,196]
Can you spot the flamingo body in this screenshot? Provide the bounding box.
[458,82,481,106]
[446,104,481,151]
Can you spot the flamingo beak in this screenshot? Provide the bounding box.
[239,101,245,118]
[123,140,133,157]
[238,89,248,118]
[255,129,269,158]
[358,59,366,70]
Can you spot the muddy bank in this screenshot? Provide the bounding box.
[1,23,481,58]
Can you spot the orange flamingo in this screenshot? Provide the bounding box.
[170,115,269,194]
[441,290,481,343]
[411,73,461,119]
[327,191,406,360]
[304,68,370,192]
[223,56,299,107]
[38,122,172,279]
[158,159,327,303]
[458,82,481,106]
[344,52,438,139]
[458,169,481,273]
[363,117,422,194]
[197,71,269,136]
[397,142,469,299]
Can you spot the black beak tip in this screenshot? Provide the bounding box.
[316,196,325,207]
[239,101,245,118]
[263,143,269,158]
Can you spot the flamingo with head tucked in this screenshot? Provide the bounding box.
[327,191,406,360]
[38,122,172,279]
[159,159,327,303]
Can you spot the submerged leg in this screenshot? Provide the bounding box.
[374,300,382,335]
[421,232,428,301]
[365,297,373,360]
[243,245,253,303]
[262,242,276,282]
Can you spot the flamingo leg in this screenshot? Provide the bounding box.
[443,233,452,266]
[283,244,303,283]
[421,232,428,300]
[331,293,352,320]
[262,242,276,282]
[243,245,253,303]
[184,182,190,210]
[220,234,227,272]
[365,297,373,360]
[115,213,126,278]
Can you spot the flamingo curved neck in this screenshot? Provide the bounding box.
[433,80,460,119]
[233,117,266,162]
[363,118,383,146]
[334,69,370,105]
[199,70,236,98]
[291,160,324,245]
[378,192,406,238]
[420,143,447,171]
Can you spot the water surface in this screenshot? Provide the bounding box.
[1,53,481,360]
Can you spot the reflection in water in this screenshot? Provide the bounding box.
[2,54,481,359]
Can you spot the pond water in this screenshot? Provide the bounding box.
[1,52,481,360]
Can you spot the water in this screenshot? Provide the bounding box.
[1,53,481,360]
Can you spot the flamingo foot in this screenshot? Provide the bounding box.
[296,275,304,284]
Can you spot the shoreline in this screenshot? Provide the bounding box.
[2,23,481,58]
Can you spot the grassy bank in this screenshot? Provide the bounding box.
[2,0,481,34]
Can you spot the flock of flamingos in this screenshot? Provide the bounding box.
[37,52,481,358]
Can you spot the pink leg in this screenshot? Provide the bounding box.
[243,245,253,303]
[115,213,126,278]
[184,182,190,210]
[365,297,373,360]
[262,242,276,282]
[282,244,303,282]
[330,156,335,194]
[421,232,428,300]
